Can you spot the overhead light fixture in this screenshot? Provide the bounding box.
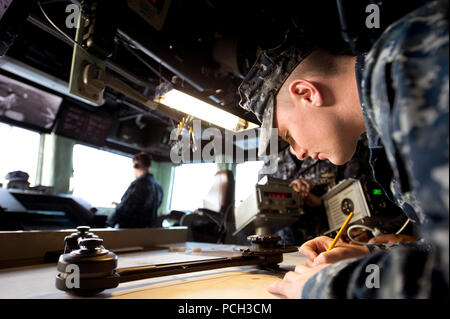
[154,82,258,132]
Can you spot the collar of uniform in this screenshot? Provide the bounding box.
[355,54,383,150]
[136,172,151,181]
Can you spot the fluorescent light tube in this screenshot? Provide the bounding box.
[155,85,257,132]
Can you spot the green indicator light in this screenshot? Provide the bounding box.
[372,189,383,195]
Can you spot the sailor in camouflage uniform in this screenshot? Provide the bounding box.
[260,149,300,181]
[261,148,338,190]
[239,0,448,298]
[107,152,163,228]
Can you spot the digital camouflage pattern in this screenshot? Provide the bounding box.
[107,173,163,228]
[238,30,316,124]
[302,0,449,298]
[238,30,317,156]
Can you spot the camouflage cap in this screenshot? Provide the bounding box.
[238,30,318,157]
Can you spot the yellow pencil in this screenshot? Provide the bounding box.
[327,212,354,251]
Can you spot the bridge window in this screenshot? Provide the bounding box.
[0,122,41,187]
[170,163,217,212]
[71,144,135,208]
[235,161,264,207]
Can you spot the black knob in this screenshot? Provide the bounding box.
[248,235,281,243]
[80,238,103,251]
[341,198,354,215]
[64,233,80,251]
[77,226,91,234]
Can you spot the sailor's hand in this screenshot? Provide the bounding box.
[289,179,311,198]
[368,234,419,245]
[267,263,330,299]
[299,236,370,266]
[346,228,373,243]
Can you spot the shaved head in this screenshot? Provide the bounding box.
[274,50,365,165]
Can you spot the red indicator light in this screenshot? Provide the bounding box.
[264,192,292,199]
